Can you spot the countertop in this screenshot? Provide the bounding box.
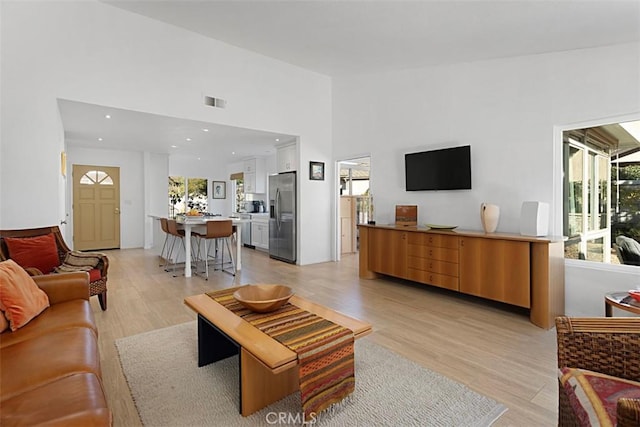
[358,223,565,243]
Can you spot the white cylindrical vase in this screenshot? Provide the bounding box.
[481,203,500,233]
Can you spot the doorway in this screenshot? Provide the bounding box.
[337,157,371,255]
[73,165,121,250]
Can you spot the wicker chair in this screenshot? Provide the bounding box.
[556,316,640,426]
[0,226,109,310]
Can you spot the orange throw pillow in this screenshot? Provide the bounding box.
[4,233,60,274]
[0,260,50,331]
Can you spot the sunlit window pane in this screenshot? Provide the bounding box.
[80,174,94,185]
[187,178,208,212]
[566,145,583,237]
[587,152,595,231]
[169,176,185,217]
[80,170,113,186]
[597,156,607,230]
[586,237,605,262]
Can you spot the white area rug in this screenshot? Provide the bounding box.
[116,322,507,426]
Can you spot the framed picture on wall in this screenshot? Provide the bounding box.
[309,161,325,181]
[212,181,226,199]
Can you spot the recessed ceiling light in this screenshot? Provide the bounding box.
[232,151,236,155]
[105,115,111,119]
[197,157,201,161]
[186,138,192,142]
[275,138,280,142]
[171,145,177,148]
[97,137,103,141]
[202,128,209,132]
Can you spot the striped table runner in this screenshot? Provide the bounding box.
[207,288,355,421]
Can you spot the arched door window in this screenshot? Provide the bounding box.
[79,170,114,185]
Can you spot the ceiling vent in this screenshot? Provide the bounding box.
[204,96,226,109]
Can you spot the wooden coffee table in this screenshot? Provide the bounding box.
[184,292,372,416]
[605,291,640,317]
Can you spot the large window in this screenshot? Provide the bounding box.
[168,176,208,217]
[563,122,640,266]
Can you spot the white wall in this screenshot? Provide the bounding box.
[332,42,640,316]
[333,43,640,234]
[1,0,332,265]
[565,261,640,317]
[144,152,169,249]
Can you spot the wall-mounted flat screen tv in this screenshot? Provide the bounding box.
[405,145,472,191]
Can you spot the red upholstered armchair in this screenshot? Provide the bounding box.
[0,226,109,310]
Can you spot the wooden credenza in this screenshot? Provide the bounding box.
[358,224,565,329]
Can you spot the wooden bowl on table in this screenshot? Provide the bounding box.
[233,284,293,313]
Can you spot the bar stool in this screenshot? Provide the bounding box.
[159,218,171,268]
[194,220,236,279]
[166,219,194,276]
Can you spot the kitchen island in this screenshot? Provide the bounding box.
[149,215,248,278]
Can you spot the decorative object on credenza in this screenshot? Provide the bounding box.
[480,203,500,233]
[425,224,458,230]
[309,161,325,180]
[395,205,418,226]
[212,181,226,199]
[520,201,549,236]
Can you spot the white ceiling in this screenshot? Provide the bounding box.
[59,99,296,161]
[104,0,640,76]
[62,0,640,161]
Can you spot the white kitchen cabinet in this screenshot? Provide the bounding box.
[251,220,269,250]
[276,143,297,173]
[243,158,256,173]
[244,172,256,193]
[243,157,265,193]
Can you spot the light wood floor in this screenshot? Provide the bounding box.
[93,247,558,426]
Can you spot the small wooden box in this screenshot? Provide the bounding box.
[395,205,417,226]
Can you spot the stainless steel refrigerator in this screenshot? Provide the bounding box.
[269,172,296,263]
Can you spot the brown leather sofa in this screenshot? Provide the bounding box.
[0,272,111,426]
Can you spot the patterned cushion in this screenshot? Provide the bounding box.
[559,367,640,426]
[54,251,102,281]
